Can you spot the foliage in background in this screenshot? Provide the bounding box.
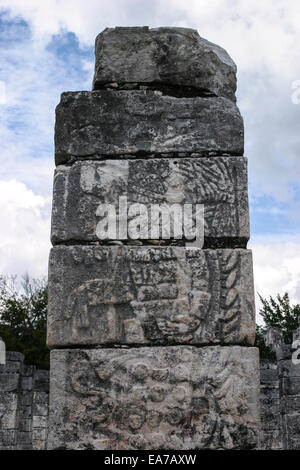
[255,292,300,360]
[0,274,49,369]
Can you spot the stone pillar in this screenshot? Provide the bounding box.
[259,361,283,449]
[47,27,260,450]
[0,352,24,449]
[0,351,50,450]
[31,370,50,450]
[0,337,5,365]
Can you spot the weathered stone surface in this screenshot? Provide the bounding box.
[0,353,23,393]
[0,391,19,449]
[281,396,300,413]
[262,327,284,352]
[44,26,262,452]
[259,430,283,450]
[47,346,260,450]
[277,359,300,379]
[0,353,27,449]
[92,27,237,102]
[0,351,49,450]
[55,90,244,165]
[276,344,292,361]
[47,246,255,347]
[283,414,300,446]
[51,157,249,246]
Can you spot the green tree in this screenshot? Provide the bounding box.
[0,274,49,369]
[255,292,300,360]
[258,292,300,343]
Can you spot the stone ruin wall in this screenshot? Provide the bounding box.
[0,352,49,450]
[259,322,300,450]
[1,324,300,450]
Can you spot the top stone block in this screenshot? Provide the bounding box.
[92,27,237,102]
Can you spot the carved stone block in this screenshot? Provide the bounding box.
[55,90,244,165]
[92,27,237,102]
[51,157,249,246]
[47,246,255,347]
[47,346,260,450]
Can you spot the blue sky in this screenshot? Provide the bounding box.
[0,0,299,316]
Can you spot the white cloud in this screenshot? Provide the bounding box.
[0,180,51,277]
[1,0,299,72]
[249,235,300,324]
[0,17,92,196]
[0,0,162,45]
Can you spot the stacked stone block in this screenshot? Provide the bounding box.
[259,322,300,450]
[0,352,24,449]
[47,27,260,450]
[0,352,49,450]
[259,361,283,449]
[277,320,300,450]
[31,370,50,450]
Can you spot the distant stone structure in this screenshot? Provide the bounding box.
[0,352,49,450]
[46,26,260,450]
[0,321,299,449]
[259,319,300,450]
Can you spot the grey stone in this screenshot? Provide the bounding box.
[260,386,280,402]
[5,352,24,363]
[19,391,32,407]
[1,429,17,447]
[51,157,249,246]
[276,345,292,361]
[280,377,300,396]
[260,368,278,382]
[32,400,48,417]
[17,431,32,446]
[293,320,300,342]
[282,414,300,436]
[21,376,33,391]
[19,418,32,432]
[92,27,237,102]
[259,430,282,450]
[283,435,300,450]
[45,26,262,452]
[0,393,18,429]
[258,360,283,449]
[22,365,36,377]
[260,360,278,370]
[0,361,21,375]
[33,370,50,392]
[32,415,48,428]
[281,396,300,413]
[263,327,284,352]
[19,406,32,420]
[55,90,244,165]
[0,371,20,392]
[32,428,47,441]
[259,412,282,432]
[47,246,255,347]
[277,359,300,379]
[47,346,260,450]
[0,358,49,450]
